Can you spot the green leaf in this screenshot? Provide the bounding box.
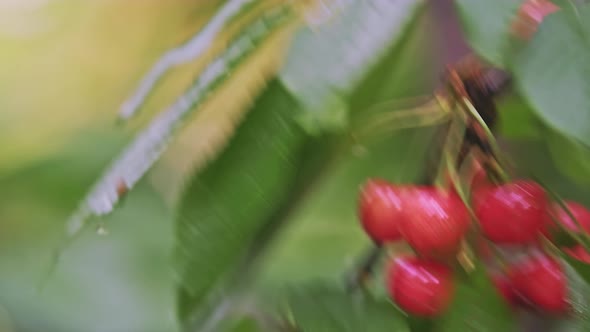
[287,283,409,332]
[436,264,517,332]
[545,127,590,186]
[512,4,590,147]
[279,0,422,134]
[174,80,309,322]
[454,0,521,67]
[497,93,542,139]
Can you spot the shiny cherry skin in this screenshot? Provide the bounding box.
[474,180,548,244]
[398,187,469,257]
[510,254,568,313]
[387,256,454,317]
[358,179,405,244]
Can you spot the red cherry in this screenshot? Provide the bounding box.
[552,201,590,233]
[387,256,454,317]
[510,254,568,313]
[358,179,405,244]
[564,245,590,264]
[474,180,548,244]
[398,187,469,257]
[491,273,519,306]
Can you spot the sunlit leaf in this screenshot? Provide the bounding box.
[280,0,423,134]
[287,283,409,332]
[454,0,521,67]
[436,264,517,332]
[119,0,263,120]
[512,4,590,146]
[64,6,293,239]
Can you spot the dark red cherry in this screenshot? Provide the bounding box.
[510,253,568,313]
[387,256,454,317]
[358,179,405,244]
[399,187,470,257]
[474,180,548,244]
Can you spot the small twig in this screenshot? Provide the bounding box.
[460,97,511,182]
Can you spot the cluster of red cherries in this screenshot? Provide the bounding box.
[358,173,590,317]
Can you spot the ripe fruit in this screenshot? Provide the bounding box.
[474,180,547,244]
[552,201,590,233]
[387,256,454,317]
[510,254,568,313]
[358,179,405,244]
[398,187,469,257]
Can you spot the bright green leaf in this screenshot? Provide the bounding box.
[437,264,517,332]
[512,4,590,147]
[454,0,521,67]
[174,80,308,322]
[287,283,409,332]
[279,0,422,134]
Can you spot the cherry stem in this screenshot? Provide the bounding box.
[460,97,511,183]
[445,151,476,219]
[433,95,465,190]
[344,245,383,294]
